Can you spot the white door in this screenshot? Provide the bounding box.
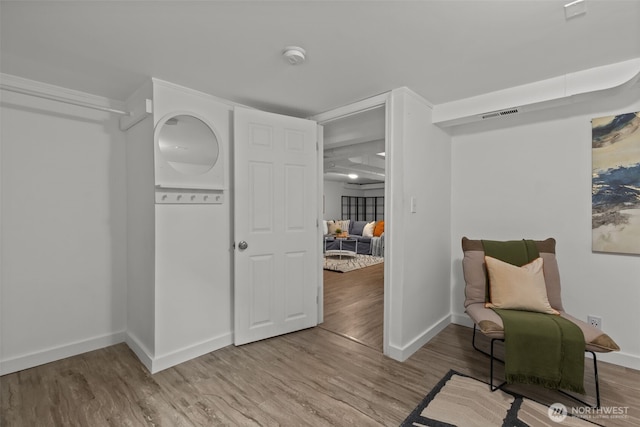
[234,107,319,345]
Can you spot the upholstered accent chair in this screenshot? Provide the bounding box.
[461,237,620,408]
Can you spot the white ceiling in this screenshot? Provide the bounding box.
[323,105,386,184]
[2,1,639,185]
[2,0,639,119]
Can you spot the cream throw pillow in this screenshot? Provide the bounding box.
[484,256,559,315]
[362,221,376,238]
[336,219,350,233]
[327,219,350,234]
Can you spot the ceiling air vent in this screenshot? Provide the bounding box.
[481,108,520,120]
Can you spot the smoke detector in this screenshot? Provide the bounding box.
[282,46,306,65]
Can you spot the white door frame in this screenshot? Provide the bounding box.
[316,124,325,323]
[309,91,392,356]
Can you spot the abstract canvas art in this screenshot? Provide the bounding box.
[592,112,640,255]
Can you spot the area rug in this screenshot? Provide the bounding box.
[323,254,384,273]
[401,370,602,427]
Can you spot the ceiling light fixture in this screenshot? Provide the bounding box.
[282,46,306,65]
[348,173,358,179]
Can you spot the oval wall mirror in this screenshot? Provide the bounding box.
[157,115,219,175]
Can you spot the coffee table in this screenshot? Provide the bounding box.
[324,237,358,259]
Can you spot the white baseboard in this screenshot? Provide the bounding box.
[125,331,154,373]
[593,349,640,371]
[0,331,126,376]
[450,313,474,328]
[4,319,637,376]
[149,333,234,374]
[387,315,451,362]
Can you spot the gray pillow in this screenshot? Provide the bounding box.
[351,221,368,236]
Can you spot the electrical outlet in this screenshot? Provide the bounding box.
[587,315,602,330]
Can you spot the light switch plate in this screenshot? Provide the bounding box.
[564,0,586,19]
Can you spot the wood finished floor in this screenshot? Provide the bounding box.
[319,263,384,351]
[2,265,639,426]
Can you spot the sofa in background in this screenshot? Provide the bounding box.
[323,219,384,256]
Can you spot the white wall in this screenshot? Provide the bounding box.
[123,79,234,373]
[124,81,156,367]
[363,188,385,198]
[323,180,384,220]
[323,180,385,220]
[151,80,233,372]
[322,180,365,219]
[450,84,640,369]
[0,82,127,374]
[386,88,452,360]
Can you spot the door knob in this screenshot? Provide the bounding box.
[238,241,248,250]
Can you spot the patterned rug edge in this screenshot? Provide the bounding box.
[323,254,384,273]
[401,370,604,427]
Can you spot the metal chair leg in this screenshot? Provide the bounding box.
[473,325,505,390]
[558,350,601,409]
[490,337,506,391]
[472,324,601,408]
[472,324,504,362]
[592,351,601,409]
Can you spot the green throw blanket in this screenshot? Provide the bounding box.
[482,239,586,394]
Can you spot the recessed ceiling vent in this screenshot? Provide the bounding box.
[481,108,520,120]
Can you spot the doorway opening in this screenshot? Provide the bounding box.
[316,103,387,352]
